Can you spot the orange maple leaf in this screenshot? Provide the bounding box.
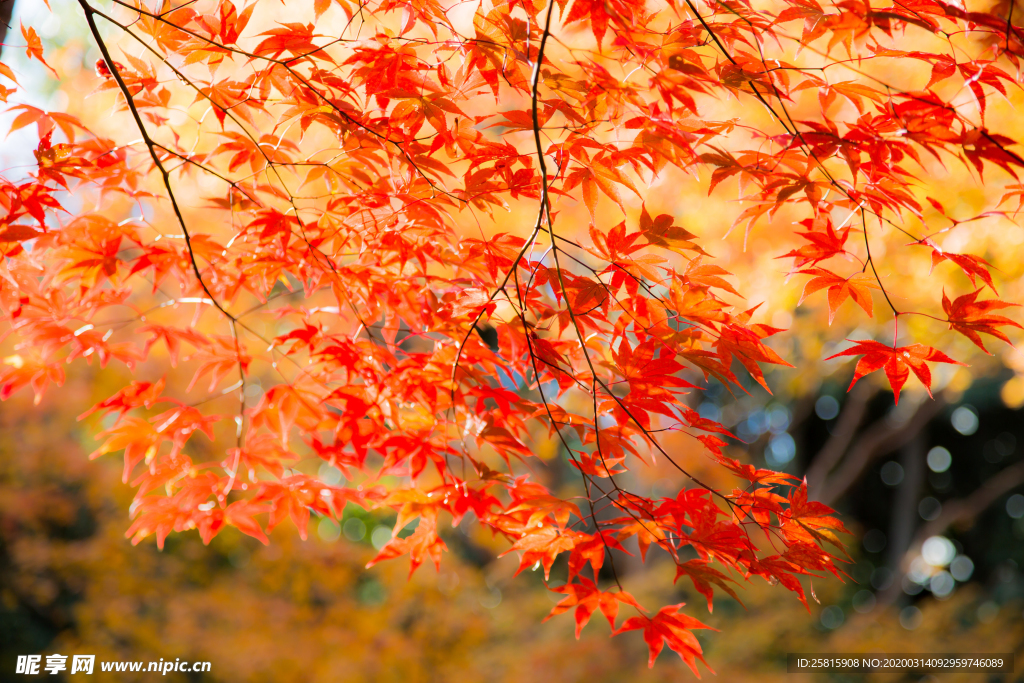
[798,268,877,324]
[21,24,58,77]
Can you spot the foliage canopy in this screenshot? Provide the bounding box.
[2,0,1024,671]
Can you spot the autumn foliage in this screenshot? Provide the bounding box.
[2,0,1024,672]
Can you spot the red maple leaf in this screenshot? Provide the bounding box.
[714,323,793,395]
[566,530,629,579]
[920,239,998,292]
[825,340,966,403]
[617,604,715,674]
[501,525,579,580]
[781,480,850,551]
[543,577,642,638]
[674,559,742,612]
[778,219,850,266]
[942,289,1021,353]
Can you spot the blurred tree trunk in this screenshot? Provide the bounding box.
[886,435,925,573]
[876,434,926,607]
[0,1,14,58]
[813,395,944,505]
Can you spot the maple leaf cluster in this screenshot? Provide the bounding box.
[2,0,1023,670]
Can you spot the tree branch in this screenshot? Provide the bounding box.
[816,393,946,505]
[876,458,1024,610]
[804,382,877,494]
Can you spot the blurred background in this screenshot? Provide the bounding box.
[1,0,1023,680]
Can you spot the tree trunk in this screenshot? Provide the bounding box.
[879,434,926,606]
[0,0,15,59]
